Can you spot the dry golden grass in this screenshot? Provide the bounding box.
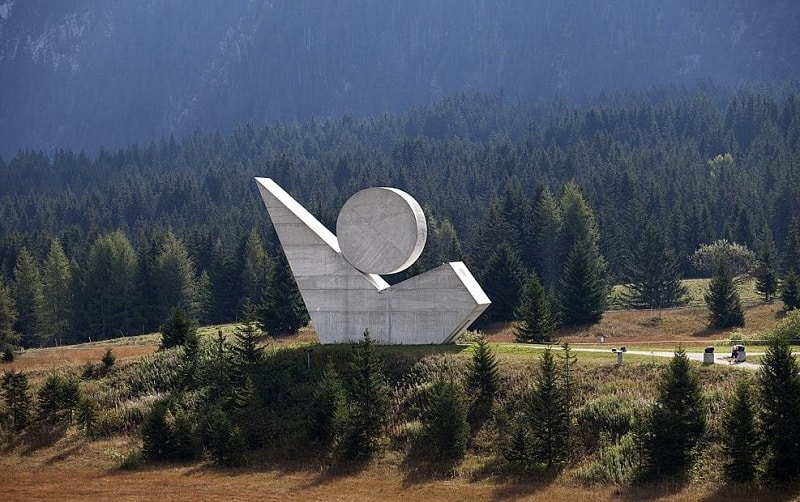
[1,434,766,502]
[2,295,794,502]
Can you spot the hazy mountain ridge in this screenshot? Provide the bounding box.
[1,0,797,157]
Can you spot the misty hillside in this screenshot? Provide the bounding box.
[1,0,798,157]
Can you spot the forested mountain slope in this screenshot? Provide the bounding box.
[1,0,798,156]
[1,85,799,345]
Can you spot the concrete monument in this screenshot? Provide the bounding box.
[255,177,490,344]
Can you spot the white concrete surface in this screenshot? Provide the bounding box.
[337,187,427,275]
[255,177,490,344]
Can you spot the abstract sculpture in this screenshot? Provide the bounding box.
[255,178,490,344]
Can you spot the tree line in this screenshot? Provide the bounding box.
[1,83,800,346]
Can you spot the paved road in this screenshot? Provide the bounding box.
[499,343,763,370]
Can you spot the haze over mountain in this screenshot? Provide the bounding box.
[1,0,798,158]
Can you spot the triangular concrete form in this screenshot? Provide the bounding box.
[255,177,490,344]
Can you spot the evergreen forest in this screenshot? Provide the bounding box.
[1,83,800,348]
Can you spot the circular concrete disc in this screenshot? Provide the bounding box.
[337,187,427,274]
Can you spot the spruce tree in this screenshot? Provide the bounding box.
[309,363,347,451]
[0,277,18,350]
[524,348,570,470]
[721,380,757,483]
[259,249,308,336]
[705,262,745,329]
[641,348,705,481]
[465,336,500,428]
[515,272,556,343]
[623,222,687,310]
[558,239,607,327]
[39,239,73,346]
[758,331,800,481]
[529,186,563,292]
[12,248,43,347]
[477,242,527,325]
[418,374,469,463]
[754,227,779,302]
[2,371,32,431]
[336,330,389,461]
[781,271,800,311]
[159,307,197,350]
[230,300,265,386]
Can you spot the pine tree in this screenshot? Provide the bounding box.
[705,262,745,329]
[754,227,779,302]
[12,248,43,347]
[258,249,308,336]
[477,242,527,324]
[336,330,389,461]
[721,380,757,483]
[558,239,607,327]
[0,277,19,349]
[39,239,73,346]
[465,336,500,428]
[230,300,265,386]
[153,231,200,321]
[781,271,800,311]
[524,348,570,470]
[515,272,556,343]
[239,229,269,306]
[623,222,687,310]
[641,348,705,480]
[758,329,800,481]
[2,371,32,431]
[418,374,469,463]
[529,186,562,292]
[159,307,197,350]
[309,363,347,451]
[81,231,138,340]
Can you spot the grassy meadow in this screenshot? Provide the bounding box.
[2,277,798,501]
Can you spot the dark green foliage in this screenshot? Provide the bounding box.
[141,400,201,462]
[705,262,745,329]
[465,336,500,428]
[416,375,470,464]
[721,381,758,483]
[230,301,265,385]
[79,231,139,340]
[141,401,172,461]
[504,348,571,470]
[11,248,43,347]
[309,364,346,451]
[101,348,116,369]
[640,348,705,481]
[39,239,73,346]
[754,228,779,302]
[527,348,571,469]
[36,374,80,424]
[336,330,390,461]
[781,271,800,311]
[76,397,98,437]
[0,277,18,349]
[623,222,687,309]
[259,249,308,337]
[1,371,31,431]
[477,242,526,324]
[757,335,800,481]
[159,307,197,350]
[515,272,556,343]
[558,239,607,327]
[1,345,13,362]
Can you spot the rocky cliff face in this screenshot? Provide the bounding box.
[1,0,798,157]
